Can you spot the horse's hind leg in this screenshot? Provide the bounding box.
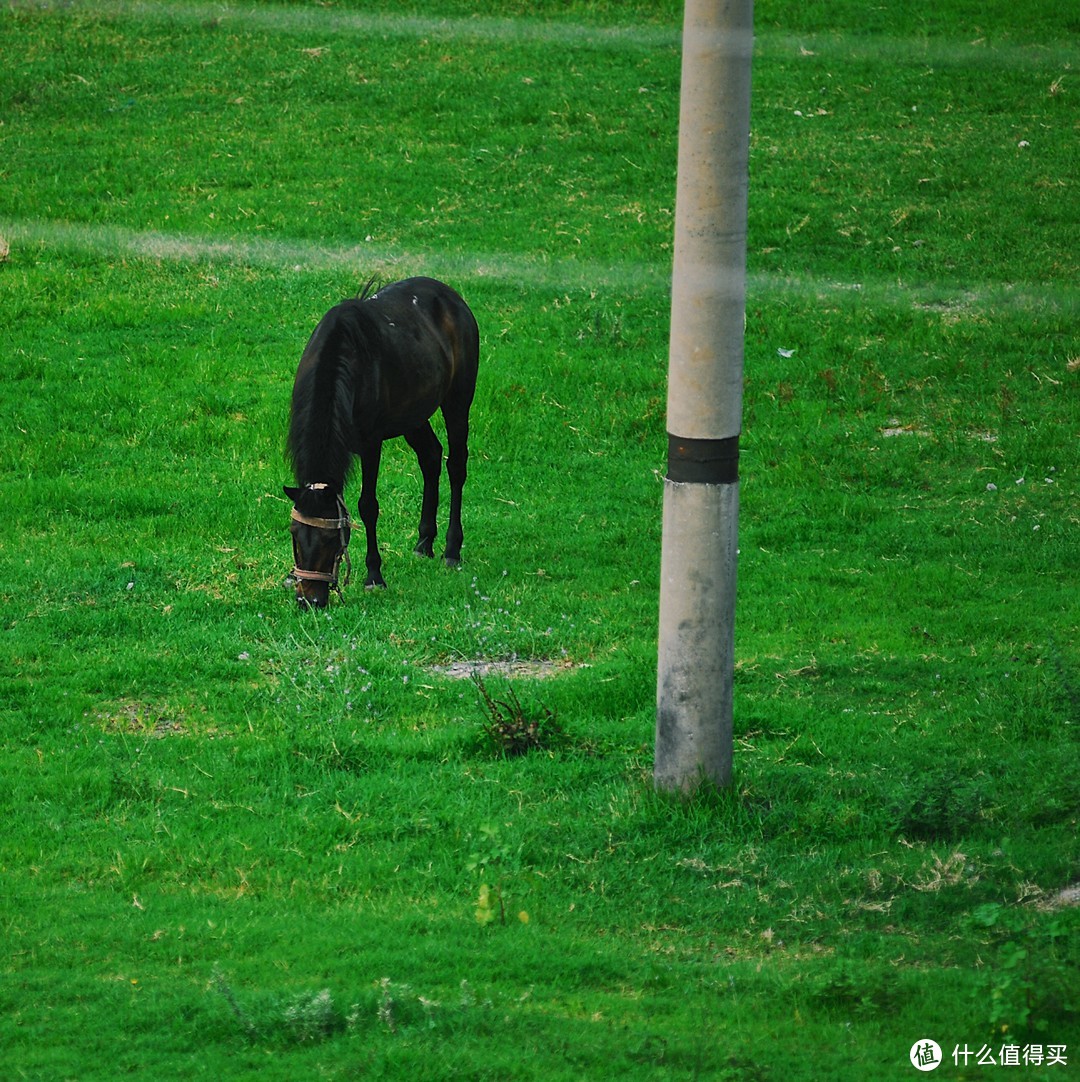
[405,422,443,559]
[357,440,387,588]
[442,408,469,567]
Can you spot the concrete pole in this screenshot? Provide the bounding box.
[656,0,753,794]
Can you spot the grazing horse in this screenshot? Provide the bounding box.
[285,277,479,609]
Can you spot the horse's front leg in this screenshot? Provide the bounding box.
[357,440,386,588]
[405,422,443,559]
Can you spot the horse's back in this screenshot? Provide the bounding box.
[370,277,479,402]
[373,277,477,347]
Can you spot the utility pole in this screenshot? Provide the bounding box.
[656,0,753,794]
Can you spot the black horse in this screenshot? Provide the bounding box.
[285,277,479,609]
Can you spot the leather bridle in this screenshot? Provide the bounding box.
[290,485,353,598]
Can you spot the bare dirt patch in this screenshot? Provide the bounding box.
[1036,884,1080,911]
[92,699,188,737]
[429,658,585,680]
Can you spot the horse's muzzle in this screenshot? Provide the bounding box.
[295,580,332,610]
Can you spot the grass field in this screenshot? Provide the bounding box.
[1,1,1078,1079]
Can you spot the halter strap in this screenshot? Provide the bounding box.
[291,508,351,531]
[290,487,353,594]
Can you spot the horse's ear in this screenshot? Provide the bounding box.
[284,485,302,502]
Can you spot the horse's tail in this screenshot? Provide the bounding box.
[287,309,357,490]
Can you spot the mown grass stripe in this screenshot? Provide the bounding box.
[3,216,1075,315]
[15,1,1070,71]
[758,32,1076,71]
[0,216,667,291]
[14,0,682,51]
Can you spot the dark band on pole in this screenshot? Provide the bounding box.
[666,433,739,485]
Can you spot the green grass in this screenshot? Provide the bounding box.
[1,1,1078,1079]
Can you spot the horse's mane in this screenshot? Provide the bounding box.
[287,298,372,490]
[356,275,381,301]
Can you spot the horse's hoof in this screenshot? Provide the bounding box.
[414,543,435,559]
[364,578,388,590]
[443,556,462,569]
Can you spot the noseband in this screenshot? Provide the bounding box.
[290,485,353,598]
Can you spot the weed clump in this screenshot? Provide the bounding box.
[891,767,990,841]
[212,967,345,1045]
[472,672,563,757]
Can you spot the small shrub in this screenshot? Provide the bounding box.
[809,960,896,1018]
[890,768,990,841]
[969,903,1077,1036]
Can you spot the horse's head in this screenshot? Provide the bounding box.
[284,483,352,609]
